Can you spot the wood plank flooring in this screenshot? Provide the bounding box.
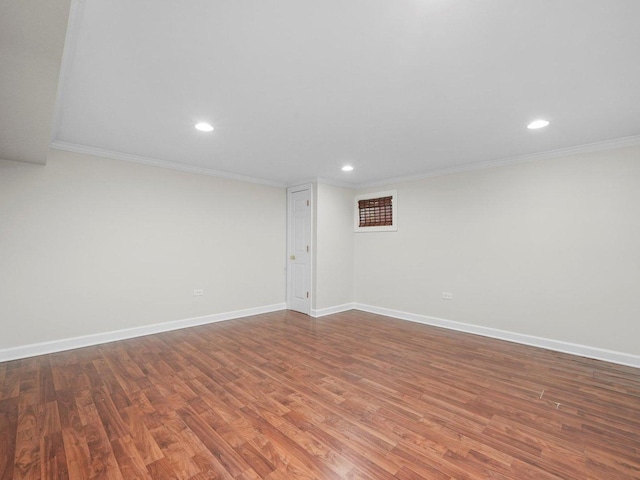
[1,309,640,479]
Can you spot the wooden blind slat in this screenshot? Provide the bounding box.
[358,196,392,227]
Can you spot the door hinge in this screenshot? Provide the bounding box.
[306,245,309,252]
[306,200,309,206]
[306,292,309,298]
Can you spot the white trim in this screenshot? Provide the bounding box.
[0,303,286,362]
[4,302,638,368]
[286,183,314,315]
[49,141,285,188]
[355,135,640,189]
[311,303,355,318]
[287,177,355,189]
[50,136,640,190]
[353,303,640,369]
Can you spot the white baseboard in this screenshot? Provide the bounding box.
[353,303,640,369]
[4,302,638,369]
[311,303,355,318]
[0,303,287,362]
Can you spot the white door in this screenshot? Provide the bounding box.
[287,186,312,315]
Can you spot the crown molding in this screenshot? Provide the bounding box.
[315,177,358,189]
[49,141,286,188]
[50,134,640,191]
[355,135,640,189]
[282,177,358,190]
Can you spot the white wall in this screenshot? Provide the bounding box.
[313,183,354,312]
[0,149,286,350]
[3,144,639,363]
[355,145,640,357]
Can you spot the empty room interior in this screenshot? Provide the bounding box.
[1,1,640,479]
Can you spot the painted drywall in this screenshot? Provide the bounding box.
[0,149,286,349]
[314,183,354,311]
[354,145,640,356]
[0,0,71,164]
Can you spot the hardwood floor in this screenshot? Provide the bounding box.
[1,310,639,479]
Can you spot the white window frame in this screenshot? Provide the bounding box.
[354,190,398,232]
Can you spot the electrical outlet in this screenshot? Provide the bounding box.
[193,289,203,296]
[442,292,453,300]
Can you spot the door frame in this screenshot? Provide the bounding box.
[286,183,313,315]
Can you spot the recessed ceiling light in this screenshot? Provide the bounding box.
[342,165,354,172]
[195,122,214,132]
[527,119,550,130]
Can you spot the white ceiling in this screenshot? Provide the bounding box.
[0,0,71,164]
[50,0,640,187]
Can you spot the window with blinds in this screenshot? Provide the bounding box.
[354,190,397,232]
[358,196,393,227]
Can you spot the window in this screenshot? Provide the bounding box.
[358,196,392,227]
[354,190,397,232]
